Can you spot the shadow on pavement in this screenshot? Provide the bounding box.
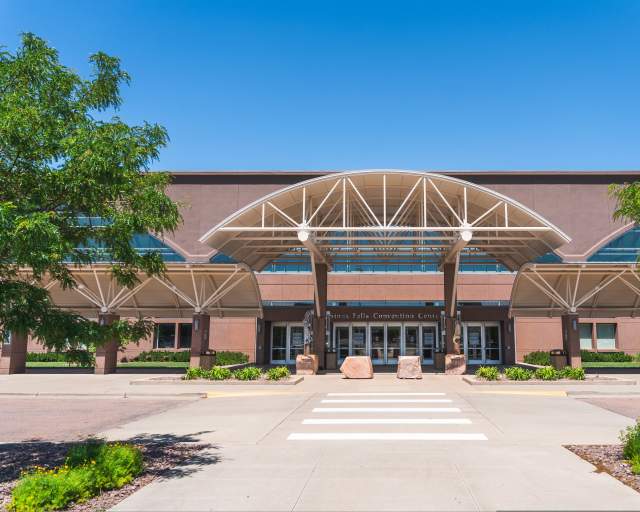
[0,432,220,484]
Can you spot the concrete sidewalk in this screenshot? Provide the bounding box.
[81,373,640,511]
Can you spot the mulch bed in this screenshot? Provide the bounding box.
[0,436,218,511]
[565,444,640,493]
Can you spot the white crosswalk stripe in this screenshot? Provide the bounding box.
[321,398,452,404]
[288,391,488,442]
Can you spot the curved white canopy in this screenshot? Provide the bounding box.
[510,263,640,318]
[199,170,570,272]
[35,264,263,318]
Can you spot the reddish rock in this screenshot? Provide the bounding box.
[397,356,422,379]
[340,356,374,379]
[295,354,318,375]
[445,354,466,375]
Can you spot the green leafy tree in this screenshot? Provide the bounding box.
[0,33,180,351]
[611,182,640,229]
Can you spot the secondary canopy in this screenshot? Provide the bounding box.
[510,263,640,318]
[200,170,571,272]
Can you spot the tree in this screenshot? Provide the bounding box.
[0,33,180,352]
[611,182,640,228]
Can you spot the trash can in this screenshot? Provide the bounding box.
[549,349,567,370]
[434,351,446,373]
[199,349,217,370]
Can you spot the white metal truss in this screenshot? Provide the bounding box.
[199,170,570,272]
[20,264,263,319]
[510,263,640,318]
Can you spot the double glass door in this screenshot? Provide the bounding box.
[463,322,501,364]
[271,323,305,364]
[335,323,439,364]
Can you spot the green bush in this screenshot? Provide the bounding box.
[26,350,95,367]
[184,367,208,380]
[266,366,290,381]
[534,366,560,380]
[620,421,640,462]
[233,366,262,381]
[26,352,67,362]
[475,366,500,381]
[209,366,232,380]
[560,366,586,380]
[215,351,249,366]
[132,350,190,363]
[9,441,142,512]
[504,367,533,381]
[580,350,632,363]
[523,351,551,366]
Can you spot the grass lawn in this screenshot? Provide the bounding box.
[26,361,188,369]
[582,362,640,368]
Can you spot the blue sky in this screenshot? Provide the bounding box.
[1,0,639,171]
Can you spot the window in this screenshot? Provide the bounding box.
[178,323,192,349]
[579,323,593,350]
[596,323,617,350]
[154,322,193,349]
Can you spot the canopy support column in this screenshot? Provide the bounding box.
[562,313,582,368]
[95,313,119,375]
[443,257,466,374]
[312,261,327,370]
[0,330,28,375]
[191,313,211,368]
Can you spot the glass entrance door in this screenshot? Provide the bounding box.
[421,324,437,363]
[404,325,419,357]
[369,325,385,364]
[386,325,401,363]
[270,323,304,364]
[463,322,502,364]
[465,323,484,364]
[351,325,368,356]
[335,324,350,361]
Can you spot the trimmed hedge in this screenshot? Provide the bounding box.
[580,350,632,363]
[215,351,249,366]
[132,350,190,363]
[9,441,142,512]
[523,351,551,366]
[26,350,94,368]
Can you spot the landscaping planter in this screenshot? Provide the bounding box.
[463,375,637,386]
[130,375,304,386]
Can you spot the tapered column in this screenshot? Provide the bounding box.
[95,313,120,375]
[190,313,211,368]
[312,261,328,370]
[562,313,581,368]
[0,330,28,375]
[443,258,460,354]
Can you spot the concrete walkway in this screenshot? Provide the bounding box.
[2,372,640,510]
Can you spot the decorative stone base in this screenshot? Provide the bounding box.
[296,354,319,375]
[397,356,422,379]
[340,356,374,379]
[445,354,466,375]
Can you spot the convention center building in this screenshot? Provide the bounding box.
[15,169,640,372]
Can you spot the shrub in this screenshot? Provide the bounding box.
[534,366,560,380]
[620,421,640,461]
[184,367,208,380]
[504,366,533,381]
[209,366,232,380]
[9,441,142,512]
[475,366,500,380]
[132,350,190,363]
[523,351,551,366]
[580,350,632,363]
[233,366,262,381]
[26,350,94,367]
[266,366,290,381]
[560,366,585,380]
[216,351,249,366]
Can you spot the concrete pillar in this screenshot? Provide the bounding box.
[312,262,328,370]
[0,330,28,375]
[443,258,460,355]
[503,317,516,365]
[95,313,120,375]
[562,313,581,368]
[190,313,211,368]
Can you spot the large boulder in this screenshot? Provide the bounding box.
[340,356,374,379]
[445,354,466,375]
[397,356,422,379]
[296,354,319,375]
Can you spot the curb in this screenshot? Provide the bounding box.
[0,392,206,399]
[129,376,305,386]
[463,376,637,386]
